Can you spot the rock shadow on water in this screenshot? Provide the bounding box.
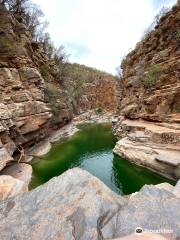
[30,123,175,194]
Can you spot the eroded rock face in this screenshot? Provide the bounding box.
[0,66,52,170]
[114,3,180,180]
[0,3,75,171]
[0,6,53,170]
[0,168,179,240]
[113,118,180,180]
[0,5,117,172]
[78,78,117,113]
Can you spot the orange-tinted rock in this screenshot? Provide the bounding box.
[114,3,180,179]
[0,5,117,171]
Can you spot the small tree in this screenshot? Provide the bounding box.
[1,0,28,13]
[140,64,161,88]
[24,2,45,39]
[1,0,47,40]
[40,64,49,81]
[44,83,61,115]
[141,7,170,41]
[40,32,54,58]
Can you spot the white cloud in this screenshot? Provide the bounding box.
[32,0,177,74]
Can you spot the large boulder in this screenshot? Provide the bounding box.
[0,168,179,240]
[0,168,126,240]
[0,147,13,171]
[0,163,32,186]
[0,175,28,200]
[110,184,180,240]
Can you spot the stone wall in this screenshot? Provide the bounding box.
[114,2,180,180]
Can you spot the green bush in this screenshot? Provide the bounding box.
[44,83,61,115]
[141,64,161,88]
[0,38,16,54]
[40,64,49,81]
[177,30,180,39]
[96,108,103,114]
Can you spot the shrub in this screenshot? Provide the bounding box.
[44,83,61,115]
[96,108,103,114]
[140,64,161,88]
[40,64,49,81]
[177,30,180,39]
[0,38,17,54]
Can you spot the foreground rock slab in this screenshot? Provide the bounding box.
[0,168,126,240]
[111,185,180,240]
[0,168,179,240]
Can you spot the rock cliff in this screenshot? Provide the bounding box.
[114,3,180,180]
[0,4,117,171]
[0,4,53,168]
[64,63,117,114]
[0,168,179,240]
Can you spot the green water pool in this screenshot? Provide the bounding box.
[30,123,174,195]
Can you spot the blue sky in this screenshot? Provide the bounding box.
[33,0,177,74]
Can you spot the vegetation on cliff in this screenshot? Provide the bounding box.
[114,2,180,180]
[140,64,162,88]
[1,0,117,119]
[0,0,117,168]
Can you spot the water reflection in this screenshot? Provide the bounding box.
[30,123,174,194]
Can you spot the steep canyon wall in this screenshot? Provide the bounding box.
[0,5,117,171]
[114,3,180,180]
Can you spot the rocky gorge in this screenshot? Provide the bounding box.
[0,0,179,239]
[0,2,117,185]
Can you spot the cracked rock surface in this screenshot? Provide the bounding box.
[0,168,179,240]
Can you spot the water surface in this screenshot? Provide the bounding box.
[30,123,174,194]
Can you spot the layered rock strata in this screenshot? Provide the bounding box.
[0,5,117,172]
[78,77,117,113]
[0,5,54,168]
[114,3,180,180]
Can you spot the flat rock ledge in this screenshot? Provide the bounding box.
[73,110,114,125]
[0,168,179,240]
[49,122,79,143]
[28,140,52,157]
[113,119,180,180]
